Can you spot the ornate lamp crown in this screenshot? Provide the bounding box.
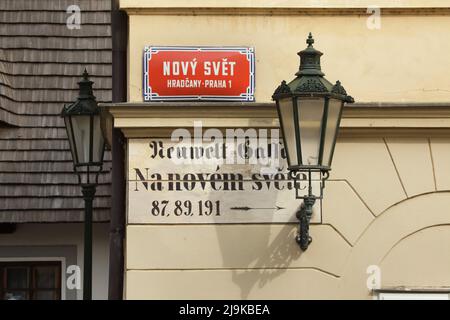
[62,69,99,116]
[297,32,324,77]
[78,69,95,100]
[272,33,354,103]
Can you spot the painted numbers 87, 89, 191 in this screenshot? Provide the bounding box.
[150,200,221,217]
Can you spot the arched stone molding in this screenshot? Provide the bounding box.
[338,192,450,299]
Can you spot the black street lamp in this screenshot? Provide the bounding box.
[62,69,105,299]
[272,33,354,251]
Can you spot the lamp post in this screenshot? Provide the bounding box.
[272,33,354,251]
[62,69,105,299]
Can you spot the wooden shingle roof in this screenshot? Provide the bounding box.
[0,0,112,222]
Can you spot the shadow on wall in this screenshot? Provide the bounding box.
[231,225,300,299]
[215,222,301,299]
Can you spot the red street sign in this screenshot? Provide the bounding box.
[143,46,255,101]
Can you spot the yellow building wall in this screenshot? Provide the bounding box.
[127,6,450,103]
[121,0,450,9]
[120,2,450,299]
[125,134,450,299]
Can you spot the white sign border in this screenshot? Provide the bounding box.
[143,46,255,102]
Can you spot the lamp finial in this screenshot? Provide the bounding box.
[82,68,89,80]
[306,32,314,47]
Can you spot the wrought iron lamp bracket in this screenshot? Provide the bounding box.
[291,169,330,250]
[295,196,315,250]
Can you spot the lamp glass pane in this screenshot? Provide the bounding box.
[277,98,297,167]
[297,98,325,166]
[92,115,105,163]
[71,115,91,164]
[322,99,343,167]
[63,115,78,165]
